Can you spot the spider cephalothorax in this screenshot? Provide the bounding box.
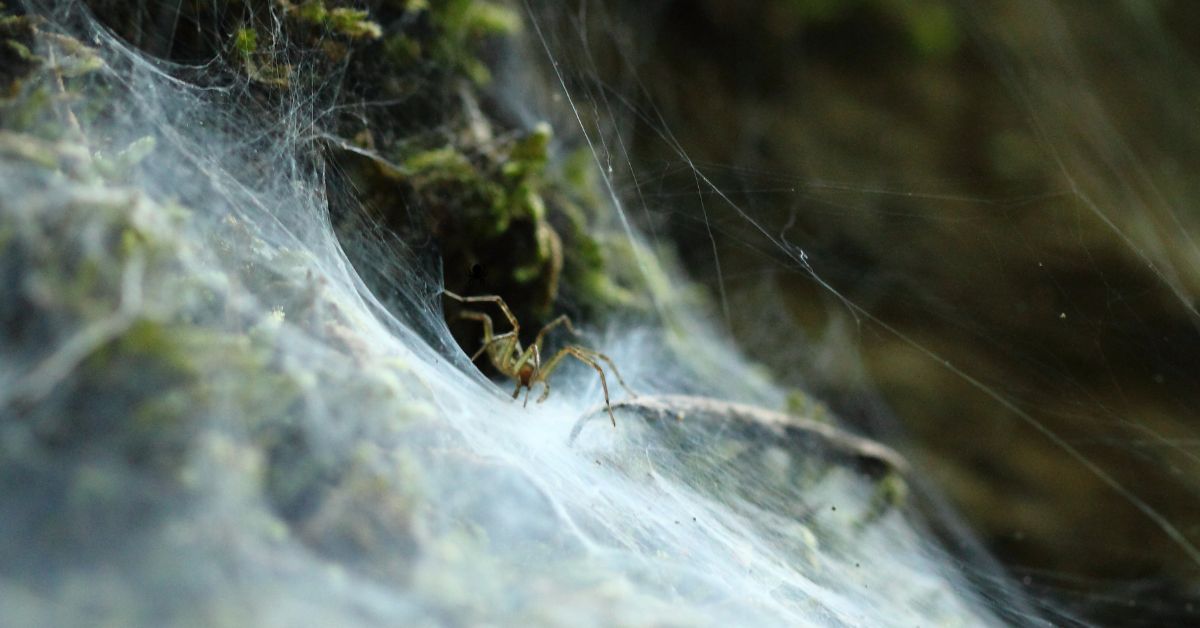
[443,290,633,426]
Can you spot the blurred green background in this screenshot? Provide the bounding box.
[541,0,1200,622]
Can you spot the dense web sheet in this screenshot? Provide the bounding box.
[12,0,1187,626]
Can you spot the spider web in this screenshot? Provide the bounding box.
[525,1,1200,625]
[8,0,1189,626]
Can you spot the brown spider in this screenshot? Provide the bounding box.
[443,290,634,426]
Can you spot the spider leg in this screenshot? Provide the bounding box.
[532,314,578,353]
[511,344,538,372]
[469,330,516,363]
[443,291,520,336]
[564,345,636,398]
[455,307,522,373]
[457,310,494,343]
[458,310,502,359]
[443,292,629,424]
[524,345,541,407]
[540,347,618,427]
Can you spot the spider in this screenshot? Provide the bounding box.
[443,290,634,426]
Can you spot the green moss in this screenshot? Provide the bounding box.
[94,135,156,181]
[404,124,553,252]
[405,146,511,237]
[0,130,59,168]
[503,121,551,178]
[228,21,291,85]
[295,452,424,570]
[328,8,383,39]
[428,0,520,84]
[858,472,909,527]
[226,0,663,329]
[233,27,258,57]
[5,37,33,61]
[41,31,105,77]
[283,1,382,40]
[570,234,642,311]
[784,389,835,424]
[382,33,422,66]
[48,0,660,346]
[405,146,474,175]
[1,12,41,97]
